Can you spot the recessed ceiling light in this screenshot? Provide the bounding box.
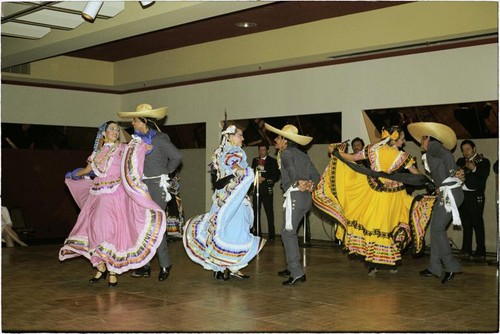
[235,22,257,28]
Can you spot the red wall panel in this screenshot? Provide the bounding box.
[2,149,89,240]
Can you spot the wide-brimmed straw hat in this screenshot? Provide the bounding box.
[117,103,168,120]
[264,123,313,146]
[407,122,457,150]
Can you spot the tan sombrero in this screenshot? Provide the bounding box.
[117,103,168,120]
[264,123,313,146]
[407,122,457,150]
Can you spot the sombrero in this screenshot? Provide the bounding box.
[117,103,168,120]
[407,122,457,150]
[264,123,313,146]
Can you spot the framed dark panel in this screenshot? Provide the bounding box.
[1,123,72,150]
[2,122,206,150]
[365,101,498,140]
[226,112,342,148]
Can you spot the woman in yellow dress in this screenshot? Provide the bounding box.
[313,126,435,275]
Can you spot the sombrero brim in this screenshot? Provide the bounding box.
[264,123,313,146]
[407,122,457,150]
[117,107,168,120]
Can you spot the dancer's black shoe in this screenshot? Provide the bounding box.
[282,274,306,286]
[277,269,290,277]
[130,266,151,278]
[89,269,107,284]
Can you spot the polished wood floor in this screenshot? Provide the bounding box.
[2,238,499,333]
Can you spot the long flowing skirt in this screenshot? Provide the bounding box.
[59,140,166,274]
[183,170,265,272]
[313,155,434,268]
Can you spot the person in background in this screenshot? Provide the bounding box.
[183,125,265,280]
[264,123,320,286]
[60,121,167,287]
[456,140,490,262]
[350,137,370,168]
[1,206,29,247]
[313,125,434,276]
[251,145,280,240]
[351,137,365,154]
[408,122,464,284]
[117,104,183,282]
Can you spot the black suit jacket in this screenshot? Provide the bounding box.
[457,155,490,194]
[251,156,280,193]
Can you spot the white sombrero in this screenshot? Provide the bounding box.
[264,123,313,146]
[407,122,457,150]
[117,103,168,120]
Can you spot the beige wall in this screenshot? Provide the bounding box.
[1,86,121,126]
[174,148,206,220]
[8,2,495,91]
[2,44,498,251]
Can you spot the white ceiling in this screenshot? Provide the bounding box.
[2,1,125,39]
[1,1,270,68]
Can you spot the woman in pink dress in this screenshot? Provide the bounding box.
[59,121,167,287]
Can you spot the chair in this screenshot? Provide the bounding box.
[8,207,36,241]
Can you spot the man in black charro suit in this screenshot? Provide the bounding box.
[456,140,490,262]
[251,145,280,240]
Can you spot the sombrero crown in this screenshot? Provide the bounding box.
[407,122,457,150]
[264,123,313,146]
[117,103,168,120]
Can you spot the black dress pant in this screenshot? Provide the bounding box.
[460,191,486,256]
[253,190,275,239]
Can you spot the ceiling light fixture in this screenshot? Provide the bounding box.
[235,22,257,28]
[139,1,155,8]
[82,1,103,22]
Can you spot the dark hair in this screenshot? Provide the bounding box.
[105,120,119,128]
[460,139,476,150]
[258,144,269,150]
[388,125,402,132]
[351,137,365,147]
[287,140,299,148]
[428,136,442,144]
[388,125,403,137]
[96,120,120,149]
[138,117,157,130]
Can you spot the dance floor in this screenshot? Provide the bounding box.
[2,238,498,333]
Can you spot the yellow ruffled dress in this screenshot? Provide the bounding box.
[314,144,434,269]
